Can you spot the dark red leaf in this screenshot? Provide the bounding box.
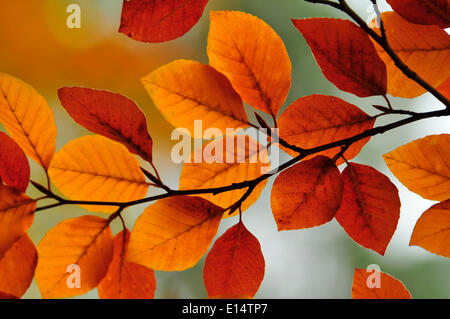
[58,87,153,162]
[335,163,401,255]
[119,0,209,43]
[292,18,387,97]
[0,132,30,192]
[387,0,450,28]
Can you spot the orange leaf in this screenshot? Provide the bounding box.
[35,216,114,298]
[127,196,224,271]
[352,268,411,299]
[386,0,450,28]
[383,134,450,201]
[179,135,269,216]
[410,199,450,258]
[292,18,387,97]
[119,0,209,43]
[208,11,292,117]
[142,59,249,137]
[0,73,57,169]
[58,87,153,163]
[271,156,343,231]
[335,163,400,255]
[203,222,265,298]
[0,132,29,192]
[98,229,156,299]
[48,135,149,213]
[278,95,375,163]
[0,184,35,258]
[0,234,37,298]
[372,12,450,98]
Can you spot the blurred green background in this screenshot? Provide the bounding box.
[0,0,449,299]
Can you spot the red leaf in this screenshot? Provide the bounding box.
[203,223,265,298]
[271,156,343,230]
[0,132,29,192]
[292,18,387,97]
[58,87,153,162]
[335,163,401,255]
[387,0,450,28]
[98,230,156,299]
[119,0,209,43]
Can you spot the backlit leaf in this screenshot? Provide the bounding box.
[271,156,343,231]
[372,12,450,98]
[0,132,30,192]
[0,234,37,298]
[0,184,35,258]
[203,222,265,298]
[48,135,149,213]
[352,268,412,299]
[383,134,450,201]
[278,95,376,163]
[98,229,156,299]
[208,11,292,116]
[142,59,249,137]
[292,18,387,97]
[0,73,57,169]
[127,196,224,271]
[119,0,209,43]
[410,200,450,258]
[335,163,401,255]
[387,0,450,28]
[35,215,114,299]
[58,87,153,163]
[179,136,269,216]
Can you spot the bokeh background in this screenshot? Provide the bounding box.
[0,0,449,299]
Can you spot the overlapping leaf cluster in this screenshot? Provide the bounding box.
[0,0,449,299]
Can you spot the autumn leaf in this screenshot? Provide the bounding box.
[0,73,57,169]
[335,163,401,255]
[0,184,36,258]
[278,95,376,163]
[179,135,269,216]
[119,0,209,43]
[0,132,30,192]
[142,59,249,137]
[383,134,449,201]
[98,229,156,299]
[292,18,387,97]
[410,200,450,258]
[352,268,412,299]
[372,12,450,98]
[208,11,292,117]
[386,0,450,28]
[127,196,224,271]
[203,222,265,298]
[0,234,37,299]
[48,135,149,213]
[271,156,343,231]
[35,215,114,299]
[58,87,153,163]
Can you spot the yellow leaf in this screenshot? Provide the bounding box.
[179,136,269,216]
[0,234,37,298]
[373,12,450,98]
[142,59,249,138]
[0,184,36,258]
[127,196,224,271]
[0,73,57,169]
[208,11,292,117]
[384,134,450,201]
[35,215,114,298]
[410,199,450,258]
[48,135,149,213]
